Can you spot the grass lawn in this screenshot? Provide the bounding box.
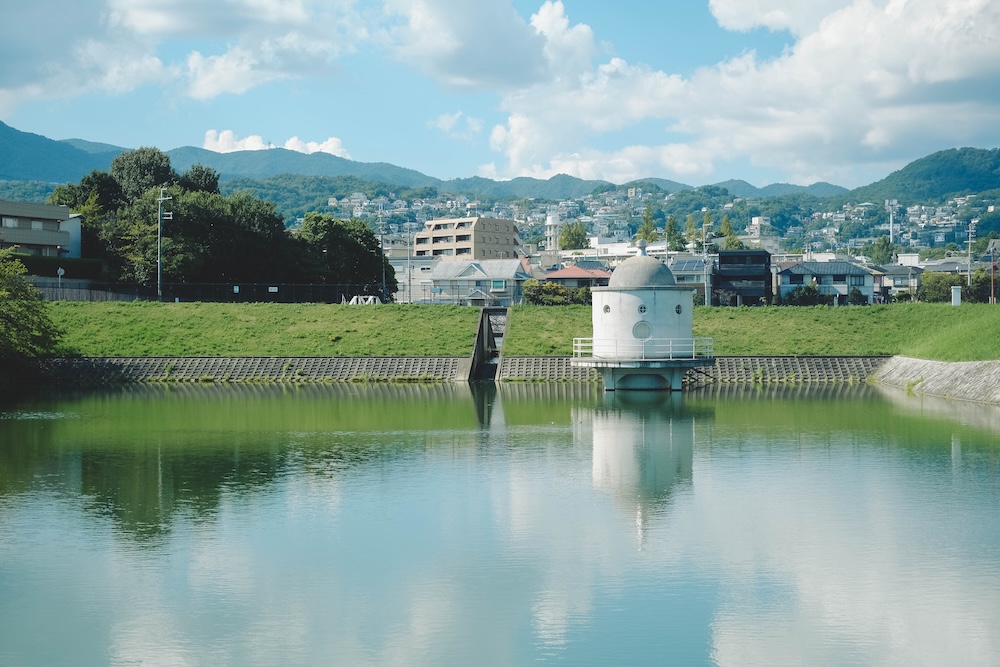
[503,303,1000,361]
[49,302,479,357]
[47,301,1000,362]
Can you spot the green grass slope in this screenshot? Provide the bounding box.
[46,302,1000,362]
[49,302,479,357]
[503,303,1000,361]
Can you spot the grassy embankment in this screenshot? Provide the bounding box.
[48,301,1000,361]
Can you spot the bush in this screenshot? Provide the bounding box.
[783,284,829,306]
[523,279,590,305]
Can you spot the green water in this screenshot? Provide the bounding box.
[1,383,999,666]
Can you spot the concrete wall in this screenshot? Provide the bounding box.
[873,356,1000,404]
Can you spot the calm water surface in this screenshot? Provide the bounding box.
[1,383,999,666]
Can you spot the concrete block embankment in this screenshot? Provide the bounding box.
[701,356,888,385]
[38,356,471,385]
[873,356,1000,404]
[498,356,888,385]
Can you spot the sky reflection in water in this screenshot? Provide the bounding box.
[1,384,998,666]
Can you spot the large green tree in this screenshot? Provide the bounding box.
[917,271,965,302]
[558,220,589,250]
[863,235,899,265]
[298,213,397,297]
[0,249,62,366]
[111,147,178,202]
[634,203,660,243]
[664,214,685,251]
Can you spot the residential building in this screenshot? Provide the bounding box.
[413,216,521,260]
[426,259,531,306]
[541,264,611,288]
[714,249,771,305]
[777,261,878,305]
[876,264,923,300]
[0,200,80,258]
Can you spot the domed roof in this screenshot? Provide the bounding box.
[608,241,676,288]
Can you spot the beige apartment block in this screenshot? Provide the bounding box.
[0,200,79,257]
[413,216,521,260]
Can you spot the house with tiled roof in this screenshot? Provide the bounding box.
[541,264,611,288]
[427,259,530,306]
[777,261,880,305]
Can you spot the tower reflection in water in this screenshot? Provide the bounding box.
[583,391,707,546]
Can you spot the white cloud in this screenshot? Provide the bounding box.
[427,111,483,142]
[283,136,351,158]
[186,48,280,99]
[204,129,275,152]
[708,0,851,35]
[383,0,547,89]
[204,129,350,157]
[483,0,1000,187]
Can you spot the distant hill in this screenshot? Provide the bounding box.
[848,147,1000,203]
[621,177,692,194]
[60,138,128,155]
[0,122,119,183]
[5,121,999,210]
[442,173,613,199]
[167,146,440,189]
[713,179,848,198]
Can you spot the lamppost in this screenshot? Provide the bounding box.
[157,187,172,301]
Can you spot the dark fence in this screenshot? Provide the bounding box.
[39,283,387,304]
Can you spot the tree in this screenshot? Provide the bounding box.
[634,203,660,243]
[558,220,589,250]
[863,235,897,265]
[110,147,177,202]
[720,214,734,237]
[685,214,697,245]
[848,287,867,305]
[298,213,397,296]
[917,271,965,302]
[0,249,62,367]
[179,164,221,194]
[722,234,746,250]
[664,214,685,251]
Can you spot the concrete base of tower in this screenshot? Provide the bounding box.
[572,358,714,391]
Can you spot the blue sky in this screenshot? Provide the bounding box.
[2,0,998,189]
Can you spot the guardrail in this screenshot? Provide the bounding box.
[573,337,713,360]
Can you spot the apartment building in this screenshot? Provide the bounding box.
[413,216,521,260]
[0,200,80,258]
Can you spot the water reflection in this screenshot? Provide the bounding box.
[588,392,700,547]
[1,384,1000,666]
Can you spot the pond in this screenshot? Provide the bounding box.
[1,383,999,666]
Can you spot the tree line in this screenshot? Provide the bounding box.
[48,147,396,295]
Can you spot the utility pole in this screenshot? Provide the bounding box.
[967,220,976,287]
[157,188,172,301]
[885,199,897,245]
[378,205,387,303]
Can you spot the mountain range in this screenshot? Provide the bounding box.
[2,121,999,203]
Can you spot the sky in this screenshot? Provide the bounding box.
[2,0,999,189]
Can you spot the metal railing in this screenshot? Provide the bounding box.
[573,337,713,360]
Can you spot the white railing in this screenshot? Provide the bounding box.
[573,337,713,360]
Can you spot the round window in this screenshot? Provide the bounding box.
[638,304,647,314]
[603,305,611,314]
[675,304,682,314]
[632,321,652,340]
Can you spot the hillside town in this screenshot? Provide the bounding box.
[3,179,999,307]
[350,185,1000,307]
